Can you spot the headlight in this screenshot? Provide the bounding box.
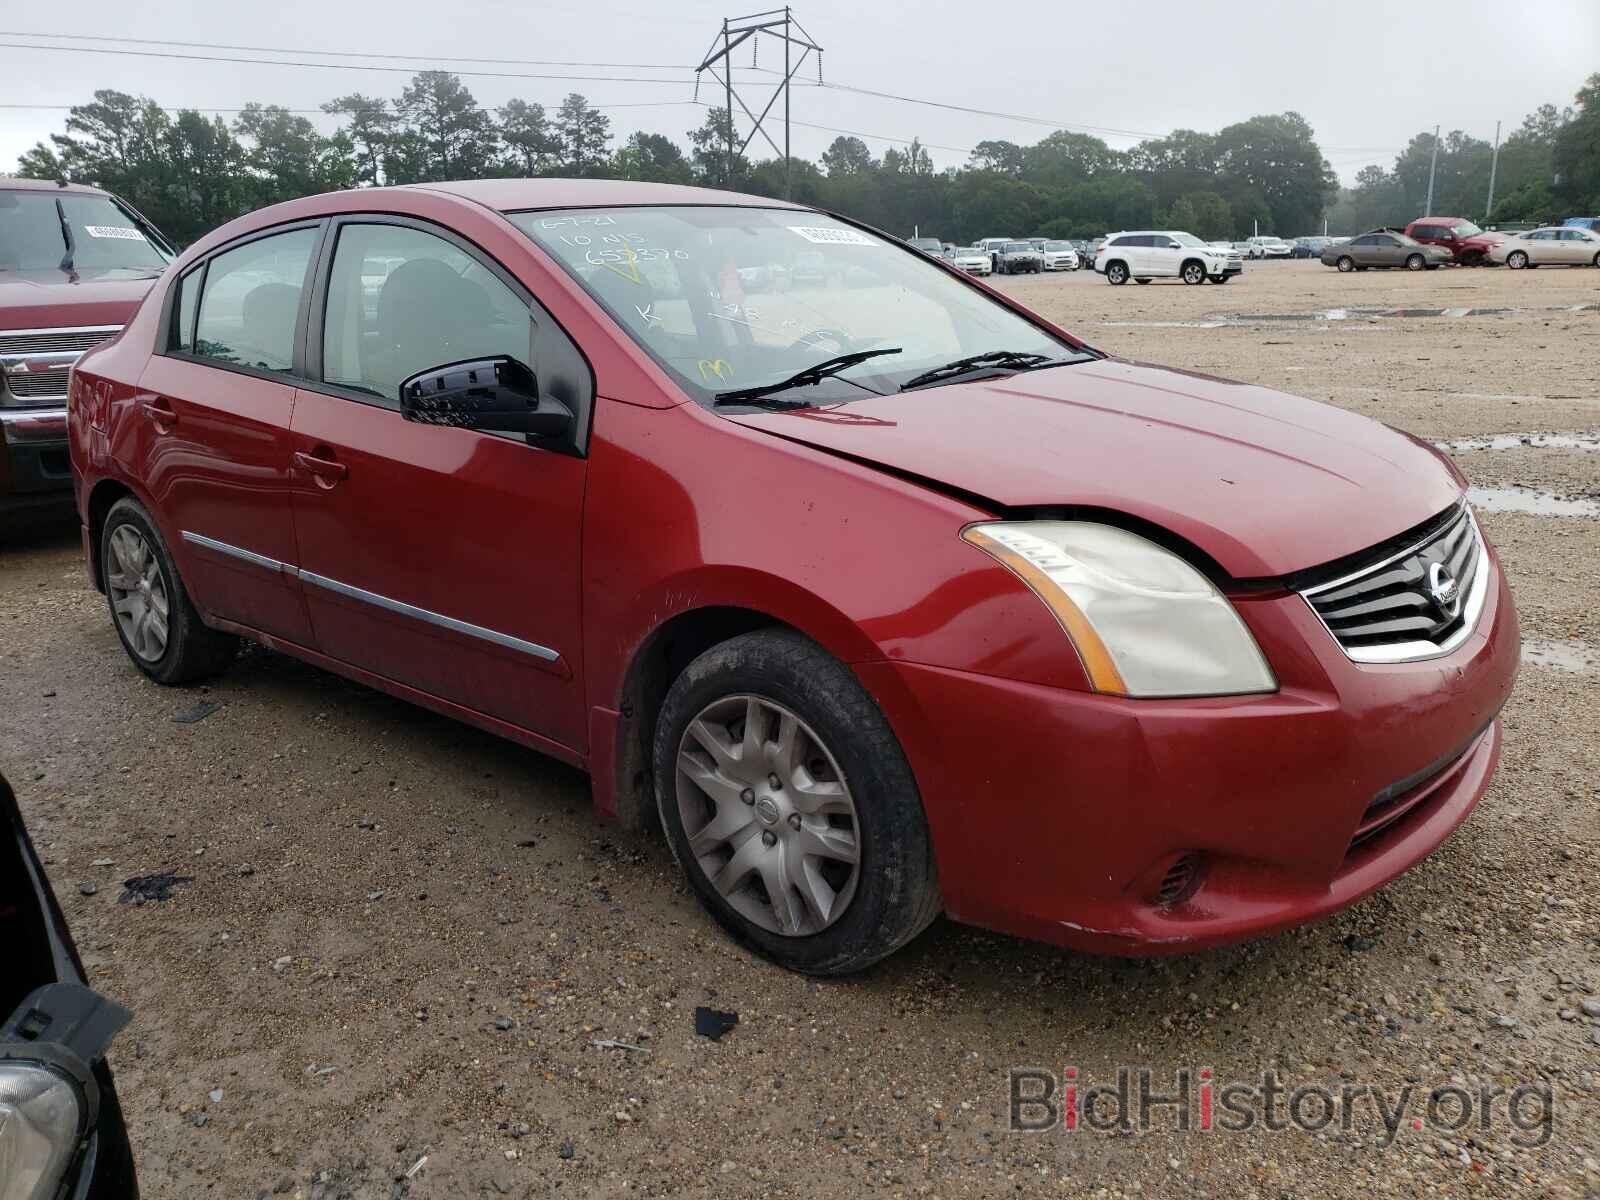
[0,1062,84,1200]
[962,521,1277,698]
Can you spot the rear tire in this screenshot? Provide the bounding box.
[653,630,941,975]
[1336,256,1355,273]
[101,497,238,685]
[1405,253,1425,271]
[1105,261,1128,285]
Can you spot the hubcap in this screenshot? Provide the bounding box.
[106,525,169,662]
[674,694,861,937]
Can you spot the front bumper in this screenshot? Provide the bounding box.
[857,549,1519,955]
[0,406,73,513]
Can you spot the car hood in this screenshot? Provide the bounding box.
[1461,232,1505,248]
[726,358,1462,578]
[0,269,160,330]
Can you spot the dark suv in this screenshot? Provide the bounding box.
[0,179,173,528]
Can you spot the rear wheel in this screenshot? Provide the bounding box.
[1506,250,1528,269]
[101,497,238,684]
[1336,256,1355,272]
[1105,261,1128,285]
[1593,252,1600,268]
[1181,261,1206,285]
[654,630,941,975]
[1405,253,1425,271]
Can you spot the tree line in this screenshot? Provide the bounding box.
[14,69,1599,249]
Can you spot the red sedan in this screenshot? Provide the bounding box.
[67,181,1519,974]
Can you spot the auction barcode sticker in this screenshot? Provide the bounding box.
[83,225,146,241]
[788,226,875,246]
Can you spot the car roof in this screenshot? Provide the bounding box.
[1412,216,1467,223]
[408,178,807,212]
[0,175,113,196]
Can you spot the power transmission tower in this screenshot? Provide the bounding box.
[695,8,823,200]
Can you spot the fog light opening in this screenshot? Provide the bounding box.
[1153,851,1204,908]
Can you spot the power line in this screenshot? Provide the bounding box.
[0,100,703,114]
[0,40,694,85]
[0,29,692,71]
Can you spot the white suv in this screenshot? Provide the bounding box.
[1094,231,1243,285]
[1246,236,1293,259]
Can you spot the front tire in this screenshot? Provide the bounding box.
[1506,250,1528,269]
[653,630,940,975]
[101,497,238,684]
[1405,253,1425,271]
[1336,256,1355,272]
[1181,261,1206,285]
[1105,261,1129,285]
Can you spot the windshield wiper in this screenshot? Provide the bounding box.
[899,350,1069,392]
[54,198,76,273]
[713,348,902,407]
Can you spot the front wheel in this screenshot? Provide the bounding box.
[1106,262,1129,285]
[1182,261,1206,285]
[1405,253,1425,271]
[653,630,941,975]
[101,497,238,684]
[1336,256,1355,272]
[1506,250,1528,270]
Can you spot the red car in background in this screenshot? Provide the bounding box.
[0,178,173,527]
[1403,217,1505,265]
[67,180,1518,974]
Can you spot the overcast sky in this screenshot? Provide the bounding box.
[2,0,1595,186]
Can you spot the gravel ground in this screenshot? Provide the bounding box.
[1,259,1596,1199]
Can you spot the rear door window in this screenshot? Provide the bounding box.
[193,228,319,373]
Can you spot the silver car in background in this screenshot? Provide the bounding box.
[1040,240,1080,271]
[1489,226,1600,269]
[949,246,994,276]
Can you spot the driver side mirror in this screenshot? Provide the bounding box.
[399,357,573,439]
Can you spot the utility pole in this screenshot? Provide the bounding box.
[1485,119,1502,223]
[696,8,823,200]
[1423,124,1440,216]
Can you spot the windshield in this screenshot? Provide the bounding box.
[1045,241,1072,250]
[1170,232,1206,247]
[1003,242,1030,252]
[1450,221,1483,237]
[0,190,171,273]
[511,206,1080,406]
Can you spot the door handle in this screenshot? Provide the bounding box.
[292,450,349,488]
[139,398,177,432]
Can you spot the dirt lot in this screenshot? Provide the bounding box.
[1,259,1597,1199]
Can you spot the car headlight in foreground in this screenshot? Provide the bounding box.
[0,982,131,1200]
[0,1060,84,1200]
[963,521,1277,697]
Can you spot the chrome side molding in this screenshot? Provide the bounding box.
[179,530,560,663]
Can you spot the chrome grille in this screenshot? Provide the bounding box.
[1302,506,1485,662]
[4,369,70,399]
[0,326,120,357]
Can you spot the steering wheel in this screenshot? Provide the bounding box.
[788,328,855,355]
